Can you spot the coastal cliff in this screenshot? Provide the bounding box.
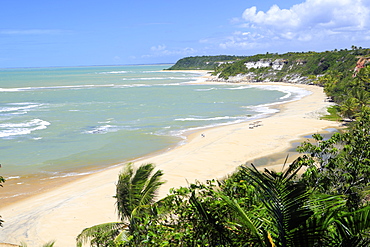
[167,47,370,84]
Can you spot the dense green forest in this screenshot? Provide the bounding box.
[167,47,370,84]
[75,53,370,246]
[167,55,247,70]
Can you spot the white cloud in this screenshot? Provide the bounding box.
[113,56,122,61]
[145,45,197,57]
[151,44,167,52]
[220,0,370,51]
[243,5,299,28]
[243,0,369,31]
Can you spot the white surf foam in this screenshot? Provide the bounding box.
[0,119,51,138]
[175,116,240,121]
[0,103,43,114]
[97,71,128,74]
[0,84,115,92]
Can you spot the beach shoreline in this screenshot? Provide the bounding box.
[0,69,211,207]
[0,80,341,246]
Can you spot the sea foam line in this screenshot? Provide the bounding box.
[0,84,115,92]
[97,71,128,74]
[0,119,51,138]
[175,116,241,121]
[0,83,187,92]
[0,103,43,113]
[121,77,195,81]
[40,171,96,180]
[167,84,311,141]
[248,84,311,102]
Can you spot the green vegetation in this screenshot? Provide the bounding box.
[298,110,370,210]
[76,163,164,247]
[169,47,370,121]
[168,47,370,83]
[77,52,370,246]
[320,105,341,121]
[166,55,247,70]
[20,241,56,247]
[78,158,369,246]
[323,66,370,120]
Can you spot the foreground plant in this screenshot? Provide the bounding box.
[187,162,343,247]
[76,163,164,247]
[20,241,55,247]
[298,109,370,210]
[138,161,369,246]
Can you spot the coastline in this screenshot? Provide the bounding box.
[0,81,341,246]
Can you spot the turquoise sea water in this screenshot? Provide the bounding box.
[0,65,309,180]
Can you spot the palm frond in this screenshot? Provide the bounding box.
[288,213,333,247]
[138,168,165,207]
[189,191,233,246]
[114,229,130,243]
[241,163,320,247]
[76,222,127,247]
[42,241,56,247]
[20,241,56,247]
[218,192,265,246]
[338,237,370,247]
[115,163,135,221]
[115,163,164,222]
[130,163,154,202]
[334,205,370,240]
[20,242,28,247]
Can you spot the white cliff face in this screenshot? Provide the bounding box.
[244,59,285,70]
[244,60,271,69]
[215,58,311,84]
[271,59,285,70]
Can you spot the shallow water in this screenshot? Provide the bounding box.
[0,65,310,181]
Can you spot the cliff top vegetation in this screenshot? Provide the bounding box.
[167,47,370,83]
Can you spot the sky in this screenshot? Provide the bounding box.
[1,0,369,68]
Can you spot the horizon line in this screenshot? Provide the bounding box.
[0,63,175,70]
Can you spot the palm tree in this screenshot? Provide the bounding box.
[20,241,56,247]
[340,97,359,120]
[188,160,351,246]
[352,88,370,109]
[115,163,164,228]
[225,162,327,247]
[323,206,370,246]
[187,161,321,246]
[217,162,370,247]
[76,163,164,247]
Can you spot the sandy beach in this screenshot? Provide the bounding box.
[0,81,341,246]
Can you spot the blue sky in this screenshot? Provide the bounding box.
[1,0,369,68]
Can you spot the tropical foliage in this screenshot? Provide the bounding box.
[167,47,370,82]
[99,162,369,246]
[166,55,246,70]
[76,163,164,247]
[77,52,370,246]
[297,109,370,210]
[20,241,56,247]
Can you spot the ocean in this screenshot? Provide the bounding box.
[0,64,310,184]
